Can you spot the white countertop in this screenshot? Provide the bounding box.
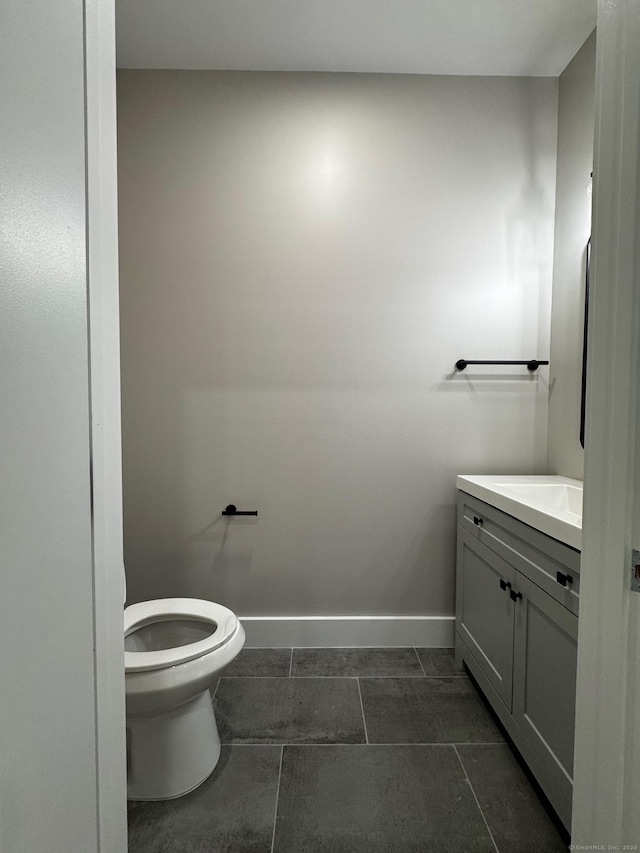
[456,474,583,550]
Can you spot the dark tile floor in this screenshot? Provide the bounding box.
[128,647,569,853]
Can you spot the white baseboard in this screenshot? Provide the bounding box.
[238,615,455,648]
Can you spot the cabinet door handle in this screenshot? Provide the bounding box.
[556,571,574,587]
[499,579,512,591]
[509,589,523,602]
[473,516,484,527]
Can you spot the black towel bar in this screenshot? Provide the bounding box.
[455,359,549,372]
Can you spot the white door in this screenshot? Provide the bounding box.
[0,1,127,851]
[572,0,640,844]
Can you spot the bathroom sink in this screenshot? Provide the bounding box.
[494,482,582,518]
[456,474,583,550]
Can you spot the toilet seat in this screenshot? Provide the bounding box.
[124,598,238,673]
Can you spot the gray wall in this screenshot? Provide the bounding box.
[0,2,102,850]
[547,33,596,479]
[118,70,557,616]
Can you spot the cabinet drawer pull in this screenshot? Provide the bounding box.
[473,516,484,527]
[556,571,574,587]
[509,589,523,602]
[499,579,512,591]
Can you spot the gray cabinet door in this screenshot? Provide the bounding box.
[456,528,515,710]
[512,571,578,816]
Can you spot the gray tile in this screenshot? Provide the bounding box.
[291,647,423,677]
[223,647,292,677]
[215,677,366,744]
[416,647,465,677]
[360,677,504,744]
[456,744,569,853]
[272,745,495,853]
[127,745,281,853]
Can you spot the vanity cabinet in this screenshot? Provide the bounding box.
[455,491,580,830]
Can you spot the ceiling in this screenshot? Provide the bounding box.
[116,0,596,77]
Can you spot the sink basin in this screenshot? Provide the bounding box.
[494,482,582,518]
[456,474,583,550]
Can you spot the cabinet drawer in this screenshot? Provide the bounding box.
[458,492,580,615]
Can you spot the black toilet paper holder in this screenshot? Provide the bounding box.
[222,504,258,517]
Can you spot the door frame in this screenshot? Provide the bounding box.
[572,0,640,843]
[86,1,128,850]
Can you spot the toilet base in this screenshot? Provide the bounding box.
[127,691,221,800]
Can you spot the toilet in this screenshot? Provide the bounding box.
[124,597,245,800]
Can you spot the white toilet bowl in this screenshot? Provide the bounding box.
[124,597,245,801]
